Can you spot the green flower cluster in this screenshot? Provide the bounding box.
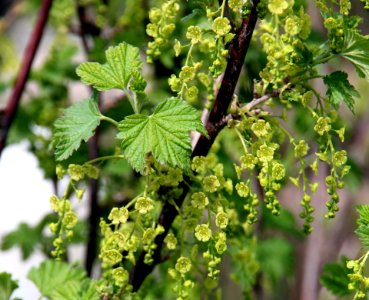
[146,0,180,62]
[49,163,99,258]
[347,254,369,299]
[258,7,311,88]
[67,163,99,181]
[49,194,78,258]
[98,218,135,293]
[167,0,236,106]
[168,255,195,299]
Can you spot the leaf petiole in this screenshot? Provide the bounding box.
[85,154,125,165]
[100,115,119,127]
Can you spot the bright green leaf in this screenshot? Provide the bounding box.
[76,42,142,91]
[323,71,359,114]
[53,98,102,161]
[257,238,293,286]
[355,205,369,249]
[341,30,369,80]
[28,260,86,298]
[52,280,99,300]
[0,272,18,300]
[1,223,40,260]
[117,98,207,172]
[320,257,352,297]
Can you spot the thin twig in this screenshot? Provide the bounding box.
[0,0,53,157]
[128,0,261,291]
[242,90,280,112]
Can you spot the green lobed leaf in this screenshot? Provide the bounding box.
[341,30,369,80]
[76,42,142,91]
[323,71,359,114]
[355,205,369,249]
[0,272,18,300]
[1,223,40,260]
[28,260,86,298]
[320,257,352,296]
[52,279,99,300]
[257,238,293,287]
[117,98,207,172]
[53,97,102,161]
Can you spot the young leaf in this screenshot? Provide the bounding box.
[117,98,207,172]
[76,42,142,91]
[323,71,359,114]
[355,205,369,249]
[28,260,86,298]
[257,238,293,286]
[0,272,18,300]
[1,223,41,260]
[53,98,102,161]
[52,280,99,300]
[320,257,352,296]
[341,30,369,80]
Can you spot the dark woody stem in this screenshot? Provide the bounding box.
[0,0,53,157]
[129,0,261,291]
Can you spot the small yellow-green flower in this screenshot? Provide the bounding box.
[175,256,192,274]
[332,150,347,167]
[240,154,258,169]
[186,26,202,44]
[284,16,302,36]
[102,249,123,266]
[83,164,99,179]
[50,195,59,212]
[294,140,310,158]
[174,40,182,57]
[215,212,229,229]
[164,233,177,250]
[236,182,250,197]
[179,66,196,82]
[212,17,231,36]
[192,156,207,173]
[203,175,221,193]
[143,228,156,244]
[64,211,78,229]
[135,196,154,214]
[76,189,85,200]
[340,0,351,15]
[149,8,161,23]
[268,0,290,15]
[108,207,129,224]
[195,224,212,242]
[257,144,275,163]
[251,119,271,138]
[314,117,331,135]
[191,192,209,209]
[112,267,129,286]
[146,23,158,37]
[68,164,85,181]
[229,0,243,11]
[185,86,199,102]
[198,73,210,87]
[161,23,175,38]
[272,162,285,181]
[301,91,313,106]
[215,239,227,254]
[168,74,181,92]
[337,127,345,142]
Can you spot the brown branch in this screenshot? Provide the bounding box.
[74,1,102,275]
[0,0,53,157]
[129,0,260,291]
[242,90,280,113]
